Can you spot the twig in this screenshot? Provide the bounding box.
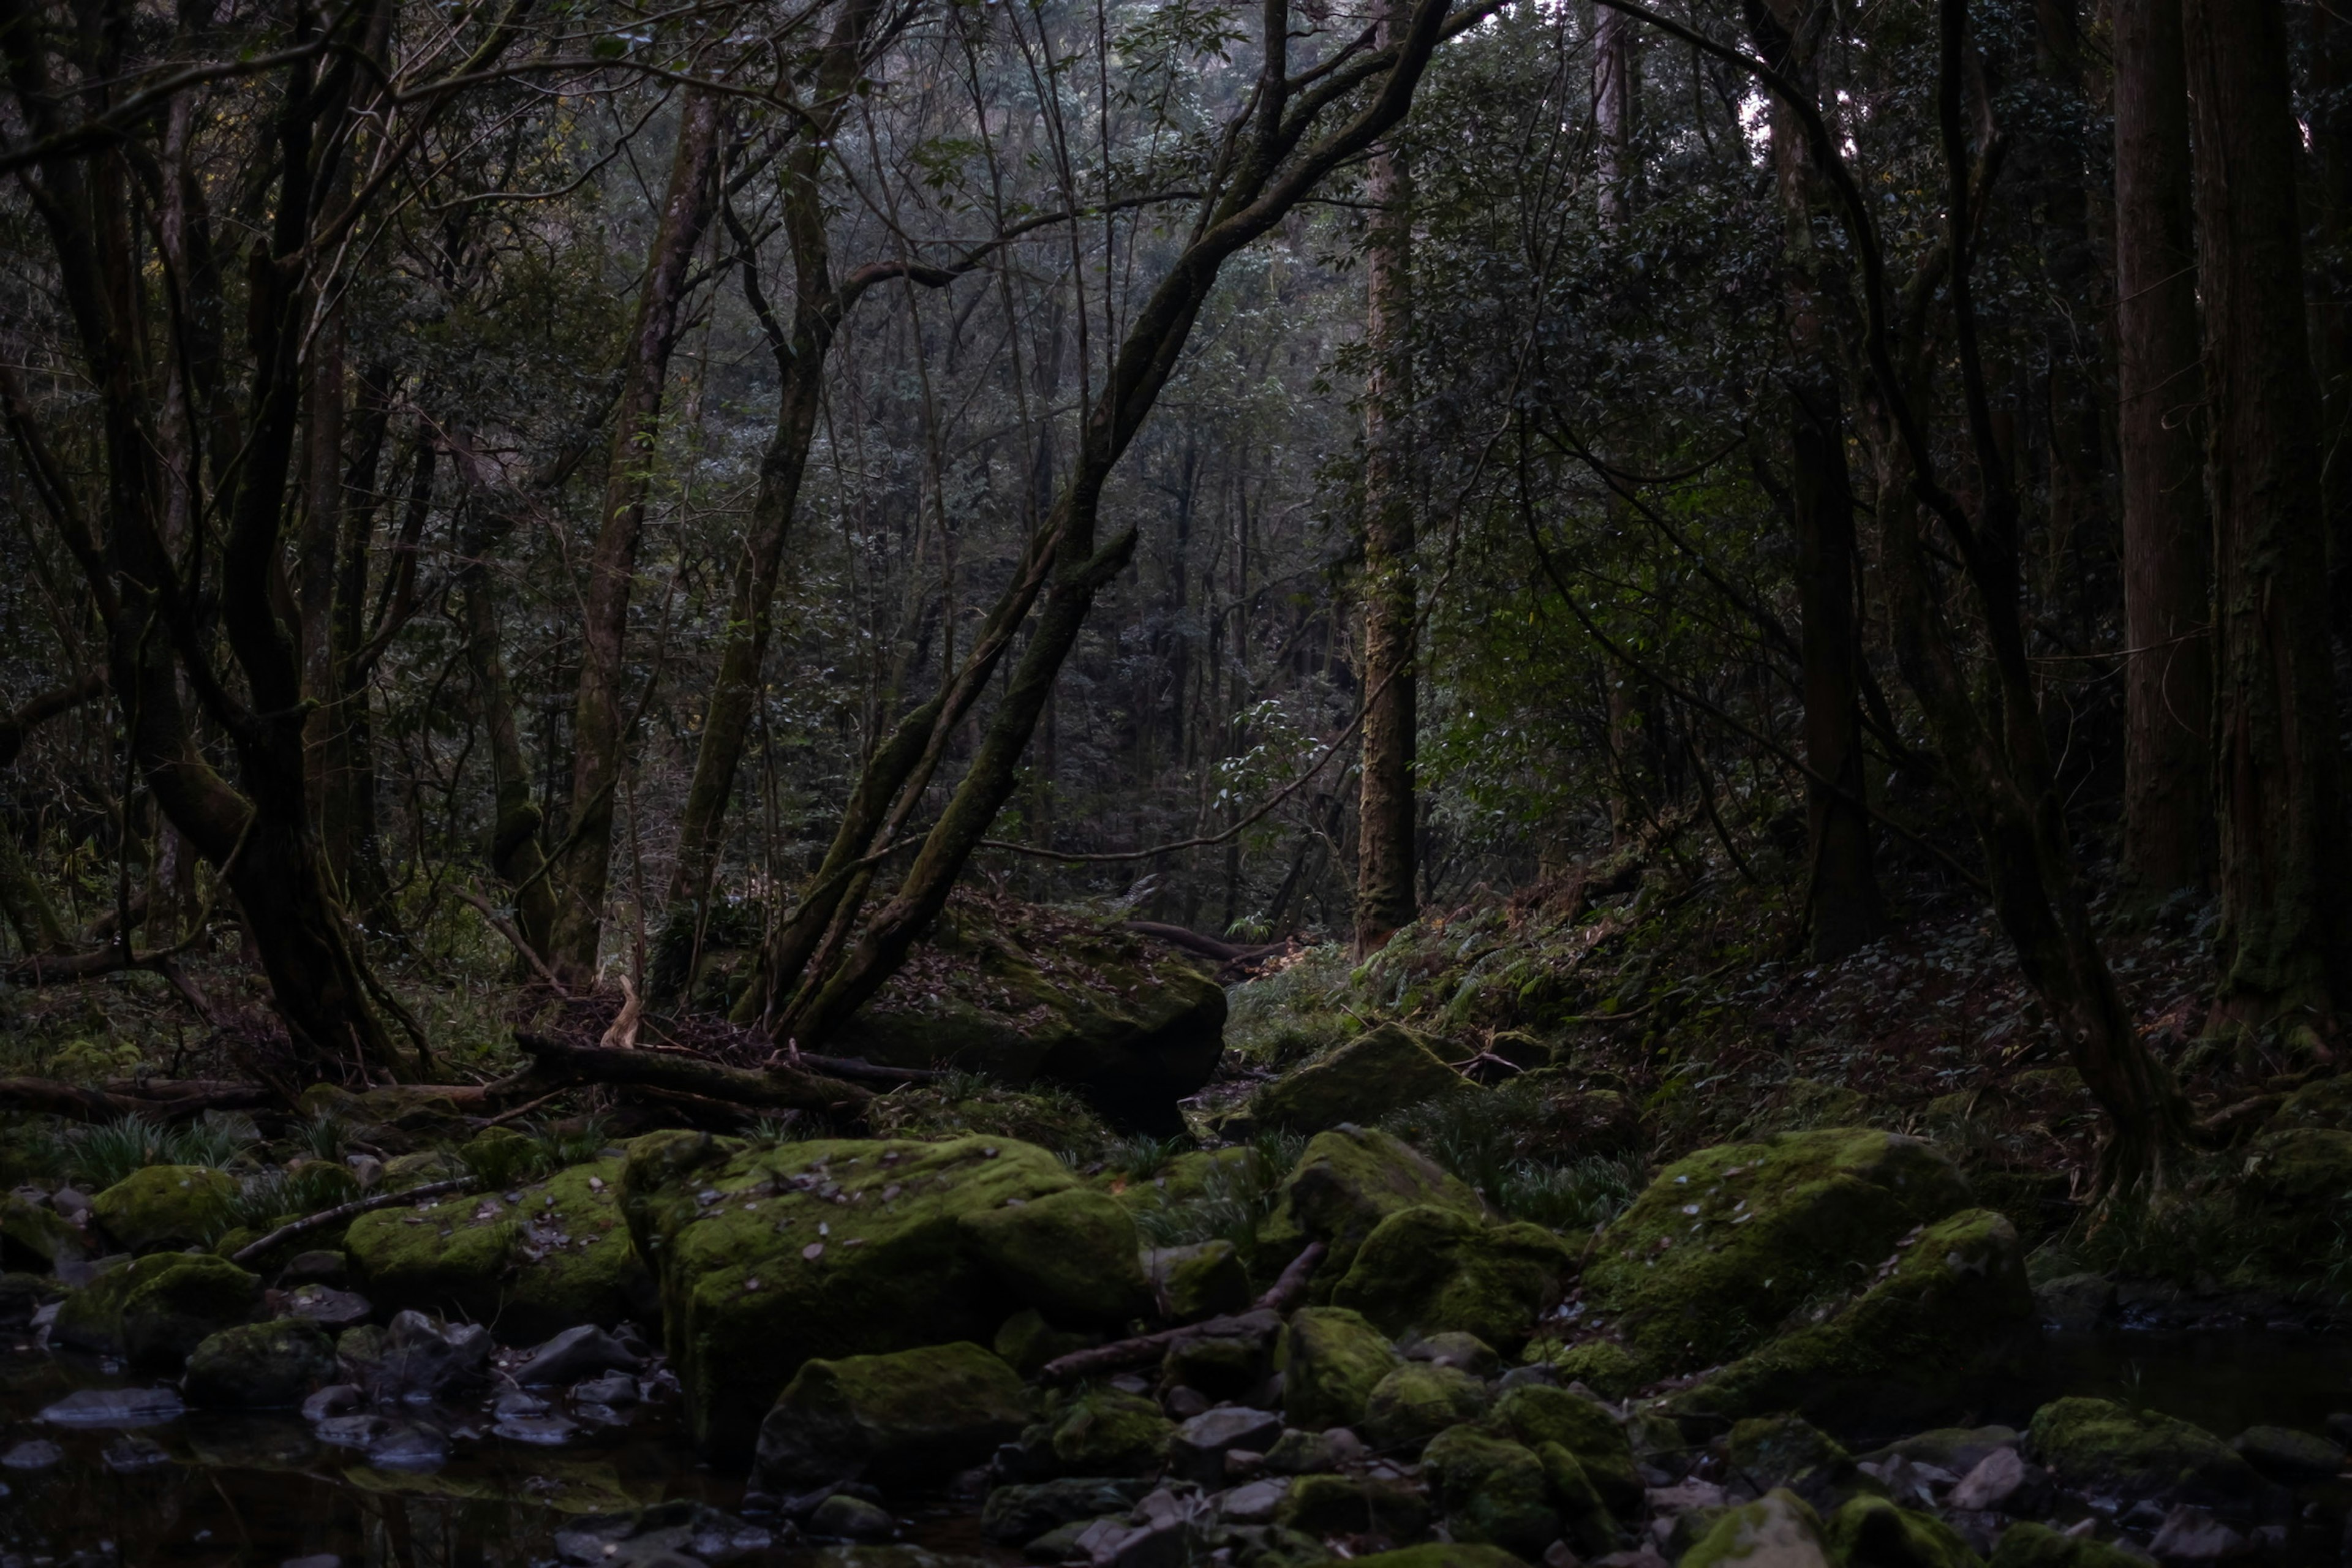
[229,1177,475,1265]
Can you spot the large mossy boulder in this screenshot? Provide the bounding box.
[91,1164,238,1253]
[55,1252,261,1367]
[1667,1208,2032,1429]
[1422,1425,1562,1559]
[1333,1206,1573,1354]
[184,1319,337,1408]
[819,897,1227,1134]
[1249,1025,1465,1132]
[753,1341,1031,1491]
[1046,1387,1173,1475]
[1491,1384,1642,1517]
[622,1130,1150,1457]
[344,1155,653,1341]
[1581,1129,1972,1379]
[1822,1497,1979,1568]
[1280,1306,1401,1431]
[1363,1362,1491,1452]
[0,1193,85,1269]
[1678,1490,1835,1568]
[1985,1522,2146,1568]
[2237,1128,2352,1273]
[1255,1126,1487,1291]
[2025,1398,2262,1507]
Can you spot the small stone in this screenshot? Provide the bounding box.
[363,1422,448,1469]
[279,1286,372,1329]
[1219,1477,1290,1525]
[2231,1424,2343,1482]
[1406,1330,1501,1378]
[492,1414,579,1447]
[313,1414,388,1448]
[39,1387,184,1428]
[1948,1447,2038,1512]
[2148,1504,2250,1563]
[1164,1386,1212,1420]
[1169,1406,1283,1484]
[571,1373,638,1406]
[302,1384,364,1422]
[808,1492,896,1540]
[0,1440,61,1471]
[512,1324,643,1386]
[102,1435,170,1472]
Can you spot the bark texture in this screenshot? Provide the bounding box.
[2183,0,2352,1027]
[2113,0,2211,901]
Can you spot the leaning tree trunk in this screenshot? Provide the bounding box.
[2114,0,2212,903]
[2183,0,2352,1031]
[548,89,726,982]
[1353,0,1419,958]
[772,0,1471,1045]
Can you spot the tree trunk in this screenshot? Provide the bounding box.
[1752,0,1884,961]
[1354,0,1419,957]
[2183,0,2352,1030]
[548,89,725,981]
[669,0,886,909]
[2114,0,2211,902]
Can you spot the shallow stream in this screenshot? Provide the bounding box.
[0,1327,2342,1568]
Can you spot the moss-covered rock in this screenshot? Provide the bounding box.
[1667,1209,2032,1428]
[993,1308,1094,1377]
[820,895,1227,1135]
[53,1252,259,1365]
[1148,1240,1253,1321]
[2237,1128,2352,1272]
[1277,1471,1433,1538]
[1348,1547,1528,1568]
[1676,1490,1833,1568]
[1250,1026,1466,1132]
[1983,1522,2145,1568]
[344,1155,652,1343]
[91,1164,238,1253]
[1547,1340,1642,1400]
[2025,1398,2261,1506]
[0,1194,86,1269]
[1491,1384,1642,1517]
[1334,1207,1572,1354]
[753,1341,1031,1491]
[1362,1362,1490,1452]
[1423,1425,1558,1559]
[1581,1129,1972,1380]
[621,1130,1152,1457]
[184,1319,337,1408]
[1725,1416,1852,1496]
[1534,1441,1618,1558]
[1163,1320,1276,1400]
[1280,1306,1400,1431]
[2264,1076,2352,1133]
[962,1187,1150,1322]
[1255,1128,1487,1291]
[1048,1387,1172,1476]
[1822,1497,1979,1568]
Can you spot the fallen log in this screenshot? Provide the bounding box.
[510,1031,872,1115]
[0,1076,276,1123]
[1038,1241,1325,1385]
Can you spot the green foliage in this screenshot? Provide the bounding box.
[1379,1084,1643,1231]
[220,1163,361,1238]
[1131,1147,1285,1253]
[56,1113,258,1191]
[865,1071,1115,1164]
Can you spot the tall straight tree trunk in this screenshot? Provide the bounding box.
[548,89,725,981]
[2182,0,2352,1031]
[2307,7,2352,639]
[2114,0,2211,902]
[1752,0,1883,960]
[1354,0,1418,957]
